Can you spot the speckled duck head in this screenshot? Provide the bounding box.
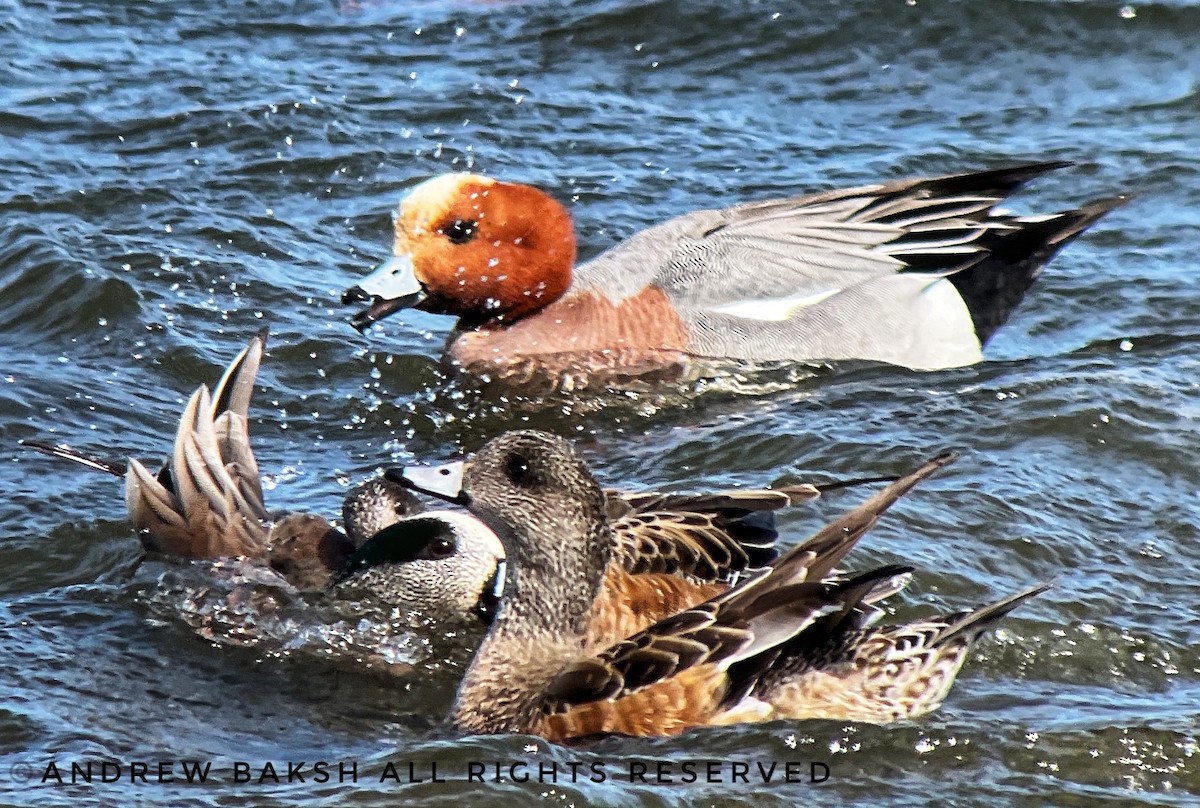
[340,475,423,545]
[390,430,616,732]
[334,510,507,627]
[393,430,613,634]
[336,477,508,625]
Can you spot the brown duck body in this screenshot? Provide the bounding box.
[394,453,894,652]
[397,433,1046,740]
[587,484,805,646]
[749,584,1047,724]
[393,455,896,655]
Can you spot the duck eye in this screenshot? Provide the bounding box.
[442,219,478,245]
[504,452,535,486]
[426,537,456,560]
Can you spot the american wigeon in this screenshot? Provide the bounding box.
[24,332,878,643]
[395,458,894,650]
[748,582,1047,724]
[22,331,507,628]
[395,431,1046,739]
[344,163,1123,388]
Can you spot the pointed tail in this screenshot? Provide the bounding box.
[20,439,126,477]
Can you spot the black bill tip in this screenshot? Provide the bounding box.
[344,290,425,333]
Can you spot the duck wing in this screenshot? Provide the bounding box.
[751,583,1049,723]
[603,471,902,585]
[577,163,1121,368]
[534,453,955,739]
[581,162,1067,306]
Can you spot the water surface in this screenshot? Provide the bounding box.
[2,0,1199,805]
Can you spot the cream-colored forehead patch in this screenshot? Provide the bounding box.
[400,173,495,231]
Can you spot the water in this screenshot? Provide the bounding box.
[2,0,1198,804]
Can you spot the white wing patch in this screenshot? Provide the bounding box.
[703,275,984,370]
[707,288,841,321]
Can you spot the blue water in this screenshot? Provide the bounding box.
[2,0,1199,805]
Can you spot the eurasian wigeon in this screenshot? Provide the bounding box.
[344,162,1124,388]
[394,431,1045,739]
[22,331,508,629]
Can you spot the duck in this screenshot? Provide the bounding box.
[393,430,1047,739]
[23,331,893,648]
[398,459,896,649]
[22,330,508,629]
[343,162,1124,389]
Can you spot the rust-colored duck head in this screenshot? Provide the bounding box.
[344,174,576,331]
